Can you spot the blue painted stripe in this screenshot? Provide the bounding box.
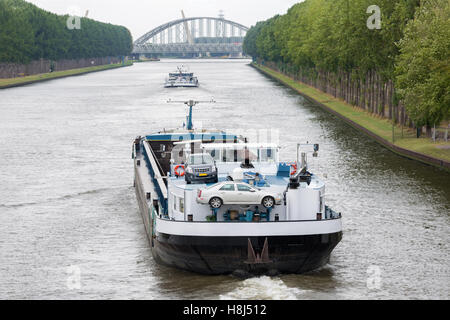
[145,133,238,142]
[142,144,168,215]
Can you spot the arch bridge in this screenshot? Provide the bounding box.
[133,14,249,58]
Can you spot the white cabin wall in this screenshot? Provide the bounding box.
[168,180,188,221]
[186,189,213,221]
[252,163,278,176]
[286,187,321,221]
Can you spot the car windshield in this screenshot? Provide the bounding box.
[188,154,213,165]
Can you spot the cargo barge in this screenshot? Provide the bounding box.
[132,100,342,275]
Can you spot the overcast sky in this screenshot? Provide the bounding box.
[27,0,302,40]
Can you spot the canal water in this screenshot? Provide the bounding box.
[0,60,448,299]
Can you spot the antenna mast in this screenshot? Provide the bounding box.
[167,99,215,130]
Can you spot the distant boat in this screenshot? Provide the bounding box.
[164,66,199,88]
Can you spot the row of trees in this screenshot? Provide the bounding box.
[0,0,133,64]
[243,0,449,130]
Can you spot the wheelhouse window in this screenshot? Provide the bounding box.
[209,149,221,162]
[188,154,213,165]
[259,148,276,162]
[235,151,244,163]
[201,145,277,163]
[223,148,235,162]
[248,148,258,162]
[220,184,235,191]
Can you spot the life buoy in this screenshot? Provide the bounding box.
[290,163,298,176]
[174,165,185,177]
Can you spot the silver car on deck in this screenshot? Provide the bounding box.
[196,181,283,209]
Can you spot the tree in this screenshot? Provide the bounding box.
[396,0,450,127]
[0,0,35,63]
[0,0,133,64]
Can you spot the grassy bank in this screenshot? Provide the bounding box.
[252,63,450,169]
[0,62,133,89]
[130,58,160,63]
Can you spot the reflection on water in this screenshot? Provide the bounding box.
[0,59,448,299]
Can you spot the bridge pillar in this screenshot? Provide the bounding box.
[199,18,204,38]
[190,20,195,40]
[168,26,173,44]
[207,19,212,37]
[215,20,219,37]
[175,24,182,43]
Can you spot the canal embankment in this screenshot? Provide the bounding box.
[0,62,133,89]
[251,63,450,171]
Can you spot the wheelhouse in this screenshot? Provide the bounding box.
[200,143,279,164]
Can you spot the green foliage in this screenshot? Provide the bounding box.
[244,0,421,79]
[0,0,35,62]
[244,0,449,125]
[396,0,450,126]
[0,0,133,63]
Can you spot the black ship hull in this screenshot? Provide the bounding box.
[151,232,342,275]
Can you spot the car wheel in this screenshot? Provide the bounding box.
[209,197,223,209]
[262,196,275,209]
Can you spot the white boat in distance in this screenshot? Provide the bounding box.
[164,66,199,88]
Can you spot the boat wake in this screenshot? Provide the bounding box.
[0,186,131,209]
[0,201,41,209]
[219,276,307,300]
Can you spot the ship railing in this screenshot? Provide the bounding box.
[324,206,341,220]
[142,141,168,215]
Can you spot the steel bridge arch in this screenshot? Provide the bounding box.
[134,17,249,46]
